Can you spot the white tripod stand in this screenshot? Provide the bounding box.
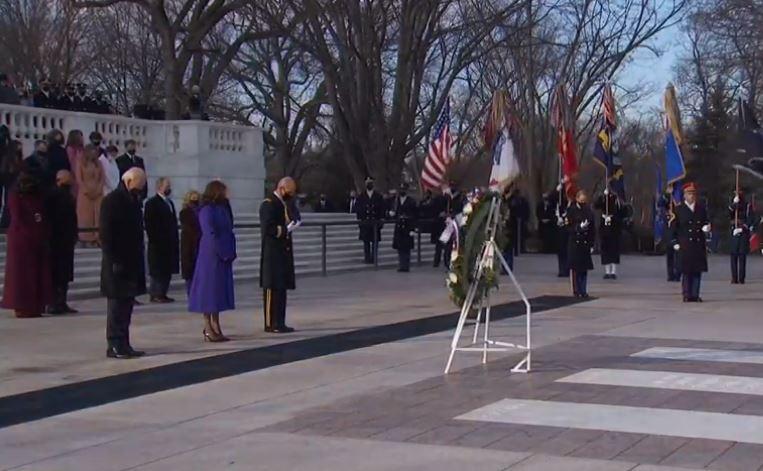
[444,196,532,374]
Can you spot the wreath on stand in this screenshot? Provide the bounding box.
[446,192,508,308]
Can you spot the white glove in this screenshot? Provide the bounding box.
[556,183,563,192]
[557,217,565,226]
[701,224,711,233]
[733,228,743,236]
[673,244,680,251]
[409,231,415,237]
[580,219,590,230]
[603,188,609,196]
[603,215,612,225]
[287,220,301,234]
[389,211,396,218]
[733,195,740,204]
[590,247,594,254]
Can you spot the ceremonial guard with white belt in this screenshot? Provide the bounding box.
[594,188,624,279]
[391,183,418,272]
[356,177,385,264]
[728,190,755,284]
[565,190,595,298]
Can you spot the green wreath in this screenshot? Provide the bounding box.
[446,192,508,308]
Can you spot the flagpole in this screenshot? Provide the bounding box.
[735,168,740,229]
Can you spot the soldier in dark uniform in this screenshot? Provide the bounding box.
[671,182,710,302]
[550,181,570,277]
[259,177,297,333]
[594,188,624,279]
[565,189,595,298]
[658,190,681,282]
[59,83,76,111]
[436,183,466,269]
[729,190,756,284]
[33,78,56,109]
[391,183,418,272]
[356,177,385,263]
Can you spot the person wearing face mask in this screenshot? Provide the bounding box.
[116,139,147,200]
[144,177,179,303]
[100,167,148,358]
[45,170,79,315]
[45,130,72,184]
[180,190,202,295]
[565,189,596,298]
[259,177,298,333]
[76,145,105,247]
[391,183,418,272]
[356,177,385,264]
[33,78,56,109]
[1,172,53,318]
[313,193,334,213]
[24,140,52,189]
[671,182,711,302]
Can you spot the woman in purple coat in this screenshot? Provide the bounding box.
[188,180,236,342]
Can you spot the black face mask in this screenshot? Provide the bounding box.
[129,188,142,198]
[366,183,374,191]
[92,141,101,147]
[399,191,407,198]
[127,149,136,156]
[450,187,457,194]
[163,188,172,197]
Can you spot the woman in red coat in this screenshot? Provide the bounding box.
[1,172,53,317]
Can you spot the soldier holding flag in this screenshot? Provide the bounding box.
[728,190,755,284]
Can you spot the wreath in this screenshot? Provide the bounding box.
[446,192,508,308]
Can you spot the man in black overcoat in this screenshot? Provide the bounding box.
[116,139,148,200]
[356,177,385,263]
[144,177,179,303]
[728,190,755,284]
[260,177,298,333]
[100,168,147,358]
[594,188,624,279]
[536,192,556,253]
[46,170,78,315]
[434,183,466,269]
[671,182,710,302]
[391,183,418,272]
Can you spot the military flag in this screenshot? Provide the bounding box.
[593,83,625,198]
[551,84,578,199]
[484,90,521,191]
[664,83,686,190]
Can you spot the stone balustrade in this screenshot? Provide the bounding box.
[0,103,265,212]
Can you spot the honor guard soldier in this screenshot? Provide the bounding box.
[565,190,595,298]
[435,182,466,269]
[671,182,710,302]
[356,177,385,264]
[391,183,418,272]
[729,190,755,284]
[594,187,624,279]
[259,177,298,333]
[659,189,681,282]
[550,179,571,277]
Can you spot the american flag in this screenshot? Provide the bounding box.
[421,101,451,190]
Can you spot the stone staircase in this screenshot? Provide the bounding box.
[0,213,437,300]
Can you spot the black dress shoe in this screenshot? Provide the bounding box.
[611,274,618,280]
[265,326,275,333]
[281,326,295,333]
[107,347,132,359]
[64,305,79,314]
[46,306,66,315]
[126,347,146,357]
[696,297,703,303]
[163,296,175,303]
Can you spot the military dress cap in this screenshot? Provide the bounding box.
[365,176,374,184]
[682,182,698,193]
[399,182,409,191]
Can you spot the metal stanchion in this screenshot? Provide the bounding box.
[373,221,379,269]
[321,224,327,276]
[417,229,422,265]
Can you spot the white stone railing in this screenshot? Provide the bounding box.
[0,103,260,157]
[0,103,265,212]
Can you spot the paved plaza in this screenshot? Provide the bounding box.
[1,254,763,470]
